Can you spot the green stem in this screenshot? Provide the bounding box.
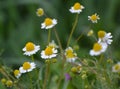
[75,32,84,42]
[92,34,97,41]
[57,58,66,89]
[31,55,34,61]
[53,28,63,52]
[43,64,50,89]
[99,54,103,64]
[48,29,51,44]
[28,73,34,89]
[67,14,79,47]
[53,28,66,89]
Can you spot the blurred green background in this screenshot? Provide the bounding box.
[0,0,120,66]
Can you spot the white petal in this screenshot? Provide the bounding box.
[19,67,26,73]
[41,23,46,29]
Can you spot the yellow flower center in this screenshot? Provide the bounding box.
[77,65,82,71]
[1,78,6,84]
[66,52,74,58]
[23,62,31,70]
[66,49,73,54]
[93,43,102,52]
[6,80,13,87]
[14,70,20,76]
[73,2,81,10]
[114,64,120,70]
[45,18,53,26]
[91,14,97,21]
[87,30,93,36]
[71,67,77,73]
[37,8,44,16]
[45,47,53,55]
[25,42,35,51]
[98,31,106,38]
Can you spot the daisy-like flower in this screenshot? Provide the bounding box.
[76,64,82,73]
[88,13,100,23]
[98,30,113,45]
[48,40,59,49]
[90,42,108,56]
[19,62,36,73]
[65,47,77,62]
[112,62,120,72]
[41,46,58,59]
[41,18,57,29]
[1,78,6,84]
[36,8,44,17]
[14,69,21,78]
[69,2,84,14]
[6,80,13,87]
[22,42,40,56]
[71,64,82,73]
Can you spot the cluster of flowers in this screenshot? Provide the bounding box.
[1,2,118,88]
[1,78,13,87]
[89,30,113,56]
[13,40,82,79]
[14,2,114,79]
[13,40,59,78]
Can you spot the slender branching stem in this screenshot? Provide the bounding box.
[43,64,50,89]
[67,14,79,47]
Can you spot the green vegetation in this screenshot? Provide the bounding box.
[0,0,120,89]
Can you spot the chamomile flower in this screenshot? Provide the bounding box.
[90,42,108,56]
[69,2,84,14]
[71,64,82,73]
[41,46,58,59]
[98,30,113,45]
[41,18,57,29]
[76,64,82,73]
[22,42,40,56]
[36,8,44,17]
[88,13,100,23]
[19,62,36,73]
[112,62,120,72]
[6,80,13,87]
[1,78,6,84]
[65,47,77,62]
[87,30,94,36]
[48,40,58,49]
[14,69,21,78]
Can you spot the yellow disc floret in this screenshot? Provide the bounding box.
[90,14,98,21]
[14,70,20,76]
[66,52,74,58]
[73,2,81,10]
[45,47,53,55]
[66,49,73,54]
[77,65,82,71]
[23,62,31,70]
[87,30,93,36]
[71,67,77,73]
[114,64,120,71]
[93,43,102,52]
[98,30,106,38]
[45,18,53,26]
[36,8,44,16]
[25,42,35,51]
[1,78,6,84]
[6,80,13,87]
